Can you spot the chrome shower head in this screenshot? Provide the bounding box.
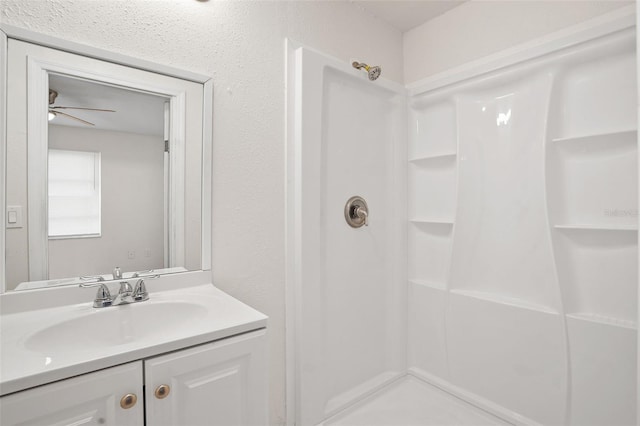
[352,61,381,81]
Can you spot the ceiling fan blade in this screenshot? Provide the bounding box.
[51,106,116,112]
[53,111,95,126]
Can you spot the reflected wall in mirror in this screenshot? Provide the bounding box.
[2,32,212,292]
[46,76,167,284]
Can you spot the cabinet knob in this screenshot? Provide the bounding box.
[155,384,170,399]
[120,393,137,409]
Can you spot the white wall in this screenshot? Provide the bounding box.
[0,2,404,424]
[637,3,640,425]
[48,126,165,281]
[403,0,633,84]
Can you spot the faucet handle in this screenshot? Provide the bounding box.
[133,279,149,301]
[355,206,369,226]
[93,284,112,308]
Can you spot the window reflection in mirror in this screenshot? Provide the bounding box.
[48,148,102,239]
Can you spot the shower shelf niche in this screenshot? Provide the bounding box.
[552,227,637,324]
[408,163,456,220]
[551,128,636,145]
[554,224,638,231]
[408,279,447,291]
[548,131,637,228]
[449,289,559,315]
[410,218,454,226]
[566,312,637,330]
[409,152,457,164]
[408,101,456,161]
[408,221,454,289]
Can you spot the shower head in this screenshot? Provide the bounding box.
[352,61,381,81]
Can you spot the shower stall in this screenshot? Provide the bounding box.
[287,7,637,426]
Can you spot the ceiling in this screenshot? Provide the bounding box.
[49,74,166,137]
[355,0,466,32]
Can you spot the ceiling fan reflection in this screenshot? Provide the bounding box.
[48,89,116,126]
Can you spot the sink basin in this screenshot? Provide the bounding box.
[25,301,208,354]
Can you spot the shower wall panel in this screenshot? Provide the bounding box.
[408,28,637,425]
[289,46,407,426]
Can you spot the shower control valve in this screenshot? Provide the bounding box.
[345,196,369,228]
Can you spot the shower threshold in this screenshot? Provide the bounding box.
[320,375,510,426]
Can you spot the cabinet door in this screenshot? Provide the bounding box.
[0,361,143,426]
[145,329,267,426]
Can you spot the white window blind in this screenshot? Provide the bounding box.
[48,149,101,238]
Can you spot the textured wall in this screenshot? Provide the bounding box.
[0,1,403,424]
[403,0,633,84]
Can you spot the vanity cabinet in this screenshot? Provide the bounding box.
[0,330,267,426]
[0,362,144,425]
[145,329,267,426]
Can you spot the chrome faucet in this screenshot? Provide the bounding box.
[113,281,134,305]
[81,279,150,308]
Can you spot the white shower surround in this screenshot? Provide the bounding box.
[286,41,407,426]
[287,6,638,426]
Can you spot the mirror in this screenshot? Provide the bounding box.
[1,29,212,292]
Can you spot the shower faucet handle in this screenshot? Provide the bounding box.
[344,196,369,228]
[355,206,368,226]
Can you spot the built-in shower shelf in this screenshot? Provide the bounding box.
[409,152,457,164]
[409,279,446,291]
[450,289,558,314]
[566,313,637,330]
[410,218,455,226]
[551,129,637,151]
[554,224,638,232]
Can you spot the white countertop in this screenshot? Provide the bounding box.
[0,282,267,396]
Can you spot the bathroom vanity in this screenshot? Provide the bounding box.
[0,279,268,425]
[0,24,269,425]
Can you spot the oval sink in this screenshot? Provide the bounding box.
[25,301,208,354]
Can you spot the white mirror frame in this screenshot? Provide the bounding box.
[0,24,213,292]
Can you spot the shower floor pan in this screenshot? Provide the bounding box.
[320,376,509,426]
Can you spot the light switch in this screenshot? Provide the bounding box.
[6,205,23,229]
